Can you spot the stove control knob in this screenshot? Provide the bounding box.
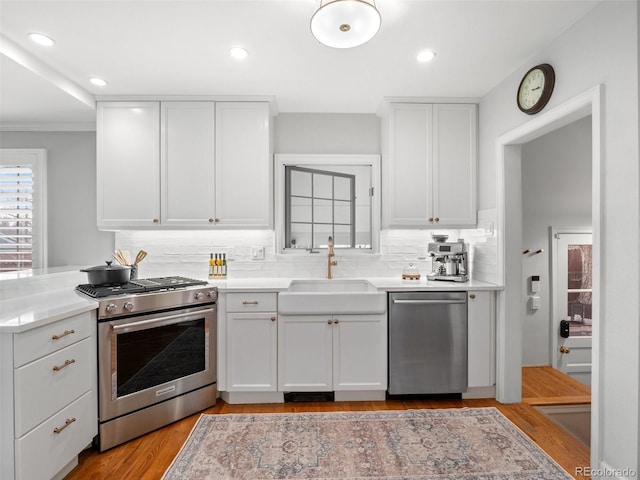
[194,292,205,301]
[123,302,134,311]
[207,290,216,298]
[105,303,117,313]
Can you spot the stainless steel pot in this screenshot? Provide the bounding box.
[81,261,131,285]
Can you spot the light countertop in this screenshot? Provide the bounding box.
[206,277,502,292]
[1,274,501,334]
[0,289,98,333]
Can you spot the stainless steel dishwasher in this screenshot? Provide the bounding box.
[388,291,468,395]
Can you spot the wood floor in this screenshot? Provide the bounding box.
[65,366,591,480]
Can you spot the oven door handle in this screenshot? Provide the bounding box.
[111,308,215,334]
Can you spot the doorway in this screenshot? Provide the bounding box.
[496,85,602,464]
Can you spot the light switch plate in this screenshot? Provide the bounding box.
[531,296,541,310]
[251,246,265,260]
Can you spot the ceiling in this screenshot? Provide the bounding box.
[0,0,601,127]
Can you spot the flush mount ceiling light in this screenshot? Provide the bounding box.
[28,32,55,47]
[310,0,381,49]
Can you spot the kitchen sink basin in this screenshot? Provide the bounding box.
[278,279,386,315]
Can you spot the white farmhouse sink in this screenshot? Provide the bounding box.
[287,279,378,293]
[278,279,386,315]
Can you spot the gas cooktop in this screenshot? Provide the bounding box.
[76,276,208,298]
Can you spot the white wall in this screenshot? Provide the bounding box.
[0,131,115,267]
[521,116,592,366]
[479,2,639,472]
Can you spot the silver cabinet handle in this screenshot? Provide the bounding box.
[52,359,76,372]
[392,299,466,305]
[53,417,76,434]
[52,329,75,340]
[242,301,259,305]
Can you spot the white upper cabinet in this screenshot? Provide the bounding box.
[97,100,272,229]
[161,101,216,226]
[97,102,161,228]
[215,102,272,227]
[383,103,477,228]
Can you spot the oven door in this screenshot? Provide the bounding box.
[98,304,216,421]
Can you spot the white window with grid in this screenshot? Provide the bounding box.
[0,149,47,273]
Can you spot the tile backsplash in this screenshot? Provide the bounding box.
[115,209,498,282]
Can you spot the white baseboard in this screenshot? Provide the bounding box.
[462,386,496,399]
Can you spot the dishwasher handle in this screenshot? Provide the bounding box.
[392,299,466,305]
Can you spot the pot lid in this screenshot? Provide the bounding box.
[81,261,130,272]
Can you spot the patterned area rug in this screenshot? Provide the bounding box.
[162,408,572,479]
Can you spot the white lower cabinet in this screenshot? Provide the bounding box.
[467,291,495,391]
[0,311,98,480]
[278,314,387,393]
[15,391,95,480]
[227,312,278,391]
[225,293,278,393]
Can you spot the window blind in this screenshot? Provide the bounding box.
[0,165,34,272]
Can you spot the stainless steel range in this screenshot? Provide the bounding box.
[76,277,217,451]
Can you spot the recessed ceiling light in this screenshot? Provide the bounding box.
[89,77,108,87]
[28,33,55,47]
[417,50,436,63]
[229,47,248,60]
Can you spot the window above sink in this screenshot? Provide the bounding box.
[275,154,381,255]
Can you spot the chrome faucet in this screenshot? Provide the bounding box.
[327,236,338,279]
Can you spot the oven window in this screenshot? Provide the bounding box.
[116,319,206,398]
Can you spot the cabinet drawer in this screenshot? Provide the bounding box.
[227,292,277,312]
[14,337,95,437]
[15,391,96,480]
[14,311,94,367]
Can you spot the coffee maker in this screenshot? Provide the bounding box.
[427,235,469,282]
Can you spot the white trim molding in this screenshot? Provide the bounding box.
[0,34,95,110]
[495,85,602,468]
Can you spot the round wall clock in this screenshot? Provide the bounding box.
[517,63,555,115]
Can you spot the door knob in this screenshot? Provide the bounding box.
[559,345,570,354]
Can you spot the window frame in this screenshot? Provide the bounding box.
[285,165,357,249]
[0,149,47,272]
[275,154,380,255]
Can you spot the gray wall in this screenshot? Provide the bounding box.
[478,2,639,470]
[521,116,592,366]
[0,131,114,267]
[275,113,380,154]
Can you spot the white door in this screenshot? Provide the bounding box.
[384,103,432,227]
[97,102,161,227]
[215,102,272,227]
[161,101,216,226]
[431,104,477,226]
[332,315,387,391]
[227,312,277,392]
[278,315,333,391]
[553,231,593,386]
